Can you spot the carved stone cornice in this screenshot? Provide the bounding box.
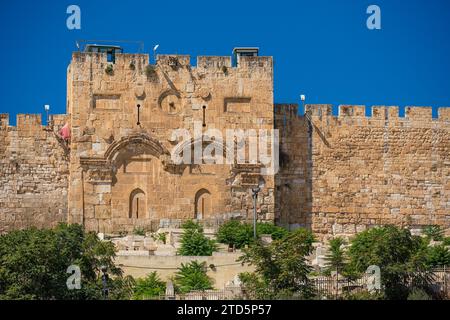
[80,157,113,184]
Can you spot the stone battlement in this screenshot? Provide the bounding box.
[274,104,450,124]
[70,52,272,75]
[0,113,68,130]
[1,48,448,238]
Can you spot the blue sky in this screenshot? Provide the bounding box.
[0,0,449,123]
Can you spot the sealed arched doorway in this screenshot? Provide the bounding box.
[194,189,211,220]
[129,188,146,219]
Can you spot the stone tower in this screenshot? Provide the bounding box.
[66,50,276,233]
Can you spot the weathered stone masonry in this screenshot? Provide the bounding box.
[0,50,449,238]
[275,104,450,240]
[0,114,69,233]
[66,52,275,234]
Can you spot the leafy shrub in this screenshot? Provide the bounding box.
[422,225,444,241]
[426,245,450,267]
[178,220,217,256]
[133,226,146,236]
[174,261,213,293]
[157,232,167,244]
[341,291,384,300]
[216,220,253,249]
[443,237,450,246]
[256,223,289,240]
[221,65,228,74]
[0,223,131,300]
[105,64,114,75]
[217,221,289,249]
[145,64,157,78]
[347,226,434,300]
[324,237,348,275]
[133,272,166,300]
[407,288,432,300]
[238,228,316,300]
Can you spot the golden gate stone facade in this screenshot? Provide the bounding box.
[66,52,275,233]
[0,49,449,238]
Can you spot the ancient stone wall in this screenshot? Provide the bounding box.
[304,104,450,240]
[0,113,69,233]
[274,104,312,228]
[1,49,448,239]
[67,52,275,234]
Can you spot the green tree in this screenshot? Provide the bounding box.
[422,225,444,241]
[347,226,434,300]
[133,272,166,300]
[216,220,253,249]
[238,228,315,299]
[407,288,432,300]
[256,223,289,240]
[217,221,289,249]
[174,261,213,293]
[0,223,131,300]
[426,245,450,267]
[324,237,347,275]
[178,220,217,256]
[444,237,450,246]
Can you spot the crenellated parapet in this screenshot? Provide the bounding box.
[0,113,69,130]
[69,52,273,80]
[304,104,450,127]
[274,103,299,117]
[0,113,70,141]
[0,113,70,233]
[0,114,9,128]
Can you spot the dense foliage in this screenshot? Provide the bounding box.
[407,288,432,300]
[217,220,289,249]
[324,237,347,275]
[174,261,213,293]
[178,220,217,256]
[256,223,289,240]
[422,225,444,241]
[444,237,450,246]
[133,272,166,300]
[425,245,450,267]
[346,226,435,300]
[238,228,315,299]
[0,223,133,300]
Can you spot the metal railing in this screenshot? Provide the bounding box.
[150,268,449,300]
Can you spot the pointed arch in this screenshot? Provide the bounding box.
[171,137,229,165]
[195,188,211,220]
[129,188,146,219]
[105,133,170,163]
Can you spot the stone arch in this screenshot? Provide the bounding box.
[195,188,211,220]
[172,137,230,165]
[129,188,146,219]
[105,133,169,163]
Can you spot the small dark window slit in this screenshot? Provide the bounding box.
[137,104,141,125]
[136,198,139,218]
[202,105,206,127]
